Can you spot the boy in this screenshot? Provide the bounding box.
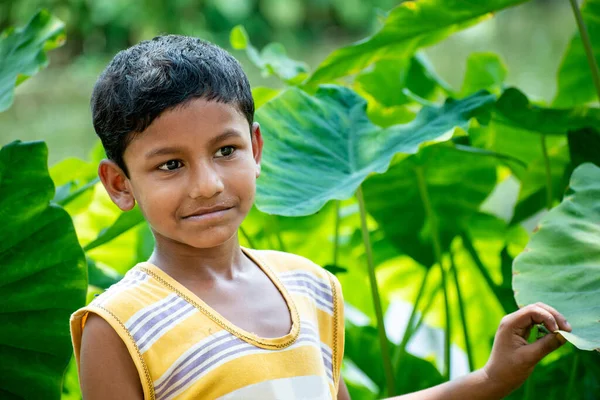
[70,35,571,400]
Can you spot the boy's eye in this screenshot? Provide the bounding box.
[216,146,236,157]
[158,160,183,171]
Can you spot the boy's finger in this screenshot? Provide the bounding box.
[532,302,571,332]
[522,332,565,364]
[512,305,559,337]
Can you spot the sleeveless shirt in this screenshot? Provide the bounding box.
[70,247,345,400]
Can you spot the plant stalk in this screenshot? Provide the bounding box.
[356,186,396,396]
[333,200,341,266]
[569,0,600,102]
[392,267,431,368]
[449,249,475,372]
[540,135,553,210]
[415,166,451,381]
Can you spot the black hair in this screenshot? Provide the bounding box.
[91,34,254,176]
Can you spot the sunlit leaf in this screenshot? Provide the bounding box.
[0,10,65,112]
[0,141,87,399]
[307,0,527,84]
[255,85,494,216]
[513,163,600,351]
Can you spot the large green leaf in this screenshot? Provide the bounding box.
[255,85,494,216]
[513,163,600,351]
[0,141,87,399]
[307,0,527,84]
[0,10,65,112]
[554,0,600,107]
[362,143,498,267]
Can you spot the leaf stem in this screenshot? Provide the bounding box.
[449,249,474,372]
[540,134,553,210]
[415,166,451,380]
[569,0,600,102]
[356,186,396,396]
[392,267,431,368]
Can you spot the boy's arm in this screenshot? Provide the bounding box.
[80,314,144,400]
[338,302,571,400]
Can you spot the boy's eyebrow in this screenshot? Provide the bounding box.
[207,129,243,147]
[144,130,244,159]
[145,146,186,159]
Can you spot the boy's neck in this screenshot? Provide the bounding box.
[147,233,249,282]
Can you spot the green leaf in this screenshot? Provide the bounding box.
[354,54,450,127]
[362,143,498,267]
[307,0,527,84]
[0,10,65,112]
[554,0,600,107]
[229,25,308,84]
[0,141,87,399]
[255,85,494,216]
[460,52,507,96]
[229,25,248,50]
[496,88,600,134]
[513,163,600,351]
[83,206,145,252]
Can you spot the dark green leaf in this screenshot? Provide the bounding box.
[0,141,87,399]
[496,88,600,134]
[363,143,498,266]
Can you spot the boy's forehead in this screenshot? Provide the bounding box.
[125,98,250,158]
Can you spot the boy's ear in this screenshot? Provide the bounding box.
[251,122,263,178]
[98,160,136,211]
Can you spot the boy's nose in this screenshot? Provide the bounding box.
[187,165,225,199]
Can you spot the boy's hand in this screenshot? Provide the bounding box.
[482,302,572,395]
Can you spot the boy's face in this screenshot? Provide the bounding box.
[100,98,263,250]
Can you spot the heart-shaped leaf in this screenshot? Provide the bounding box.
[307,0,527,84]
[255,85,494,216]
[513,163,600,351]
[0,141,87,399]
[0,10,65,112]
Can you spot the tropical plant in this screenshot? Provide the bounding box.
[1,1,599,400]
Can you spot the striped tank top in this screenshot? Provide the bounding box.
[70,247,345,399]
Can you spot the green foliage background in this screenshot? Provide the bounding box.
[1,1,599,399]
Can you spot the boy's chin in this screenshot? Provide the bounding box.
[175,227,240,249]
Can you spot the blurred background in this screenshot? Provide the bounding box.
[0,0,576,165]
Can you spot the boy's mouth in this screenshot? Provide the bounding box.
[181,204,234,219]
